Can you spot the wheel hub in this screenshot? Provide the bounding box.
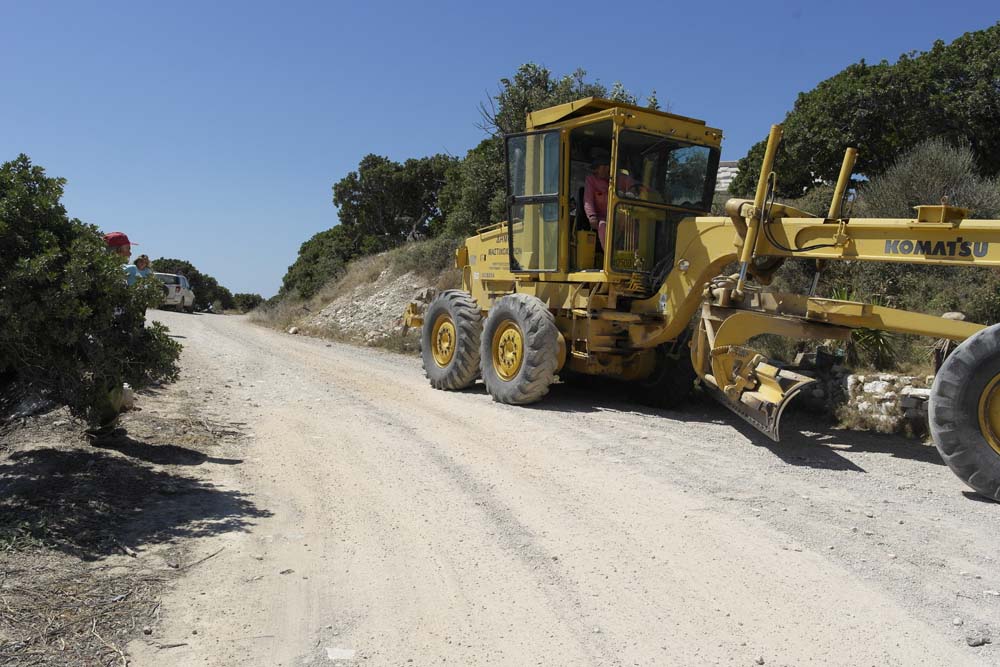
[431,314,456,368]
[977,374,1000,456]
[492,321,524,381]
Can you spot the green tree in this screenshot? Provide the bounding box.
[332,153,456,247]
[279,226,353,298]
[232,293,264,312]
[440,138,507,238]
[731,23,1000,197]
[0,154,180,426]
[607,81,637,105]
[478,64,609,136]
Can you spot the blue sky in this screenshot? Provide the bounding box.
[3,2,997,297]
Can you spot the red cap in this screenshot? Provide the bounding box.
[103,231,136,248]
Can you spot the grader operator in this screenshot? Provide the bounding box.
[410,97,1000,500]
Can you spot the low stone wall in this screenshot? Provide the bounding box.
[783,349,934,436]
[841,373,934,434]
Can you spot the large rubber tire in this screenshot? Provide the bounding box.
[631,335,696,409]
[480,294,559,404]
[421,290,483,390]
[929,323,1000,500]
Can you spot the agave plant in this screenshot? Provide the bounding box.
[830,287,900,370]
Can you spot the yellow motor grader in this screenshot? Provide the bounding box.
[411,97,1000,499]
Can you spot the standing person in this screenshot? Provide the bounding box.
[125,254,153,286]
[89,231,138,439]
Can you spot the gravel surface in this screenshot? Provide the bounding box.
[128,310,1000,666]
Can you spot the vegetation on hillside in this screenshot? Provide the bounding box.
[0,155,181,426]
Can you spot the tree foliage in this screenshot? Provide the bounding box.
[731,23,1000,197]
[0,154,180,425]
[478,64,609,136]
[232,293,264,313]
[332,154,456,248]
[149,258,234,311]
[858,138,1000,218]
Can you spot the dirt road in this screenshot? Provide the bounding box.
[128,311,1000,666]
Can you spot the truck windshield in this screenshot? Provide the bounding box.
[615,131,719,212]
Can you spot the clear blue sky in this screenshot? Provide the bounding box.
[3,1,997,297]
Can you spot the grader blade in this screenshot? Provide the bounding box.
[706,365,816,441]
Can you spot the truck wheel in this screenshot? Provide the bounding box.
[632,337,695,408]
[480,294,559,404]
[929,323,1000,500]
[421,290,482,390]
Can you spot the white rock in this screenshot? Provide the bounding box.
[121,384,136,410]
[901,386,931,399]
[287,326,299,335]
[863,380,891,394]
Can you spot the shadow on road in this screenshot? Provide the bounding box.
[91,433,243,466]
[0,447,270,561]
[520,380,945,473]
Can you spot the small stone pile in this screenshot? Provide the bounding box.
[842,373,933,434]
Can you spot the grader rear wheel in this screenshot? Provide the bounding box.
[420,290,482,390]
[929,323,1000,500]
[480,294,559,404]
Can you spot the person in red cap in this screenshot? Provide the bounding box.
[103,231,135,260]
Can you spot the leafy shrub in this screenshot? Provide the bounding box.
[389,236,462,277]
[858,138,1000,218]
[232,293,264,312]
[0,155,181,426]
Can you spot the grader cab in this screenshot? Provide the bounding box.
[413,97,1000,500]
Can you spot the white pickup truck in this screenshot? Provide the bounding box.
[154,273,196,312]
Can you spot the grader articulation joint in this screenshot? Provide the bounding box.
[410,97,1000,500]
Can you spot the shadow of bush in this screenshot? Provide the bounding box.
[0,447,270,561]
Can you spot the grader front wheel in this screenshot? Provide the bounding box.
[480,294,559,404]
[930,323,1000,500]
[420,291,483,390]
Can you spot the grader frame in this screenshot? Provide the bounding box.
[412,97,1000,499]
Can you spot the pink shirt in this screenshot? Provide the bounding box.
[583,174,609,224]
[584,172,638,224]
